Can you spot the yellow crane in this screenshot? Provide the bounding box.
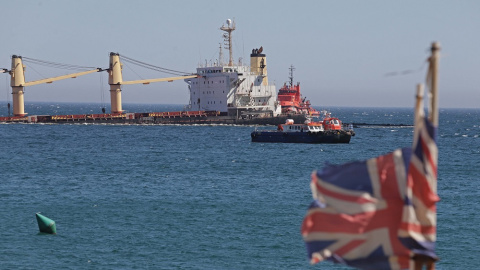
[4,54,199,116]
[8,55,101,116]
[107,52,198,113]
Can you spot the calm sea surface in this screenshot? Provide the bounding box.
[1,102,479,269]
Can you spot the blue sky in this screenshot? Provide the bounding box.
[1,0,479,108]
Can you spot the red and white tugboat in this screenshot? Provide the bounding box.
[251,114,355,144]
[277,65,321,117]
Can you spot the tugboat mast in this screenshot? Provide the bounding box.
[289,65,295,87]
[220,19,236,66]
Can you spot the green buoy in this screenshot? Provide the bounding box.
[35,213,57,234]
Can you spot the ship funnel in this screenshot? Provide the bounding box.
[250,47,268,85]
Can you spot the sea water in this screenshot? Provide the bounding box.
[1,103,479,269]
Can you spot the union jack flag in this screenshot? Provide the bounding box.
[399,106,439,260]
[301,108,438,269]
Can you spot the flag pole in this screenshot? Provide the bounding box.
[411,84,424,150]
[412,43,440,270]
[412,84,435,270]
[415,84,424,119]
[429,42,440,126]
[426,41,440,270]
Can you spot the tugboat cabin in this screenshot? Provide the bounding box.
[278,119,325,132]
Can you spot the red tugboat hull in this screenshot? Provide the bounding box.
[251,118,355,144]
[251,130,352,144]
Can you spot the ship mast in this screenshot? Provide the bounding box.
[219,43,223,66]
[289,65,295,87]
[220,19,235,66]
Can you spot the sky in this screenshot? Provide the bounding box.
[1,0,479,108]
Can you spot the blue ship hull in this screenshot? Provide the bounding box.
[251,130,353,144]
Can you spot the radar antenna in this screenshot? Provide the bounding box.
[220,19,236,66]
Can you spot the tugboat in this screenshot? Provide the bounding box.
[277,65,321,117]
[251,115,354,144]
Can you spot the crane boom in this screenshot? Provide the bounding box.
[108,52,200,113]
[121,74,199,85]
[23,68,101,87]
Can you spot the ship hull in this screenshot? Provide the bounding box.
[0,112,308,126]
[251,130,352,144]
[145,114,307,125]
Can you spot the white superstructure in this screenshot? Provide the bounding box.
[184,19,281,118]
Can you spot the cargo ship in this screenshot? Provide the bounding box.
[0,19,316,125]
